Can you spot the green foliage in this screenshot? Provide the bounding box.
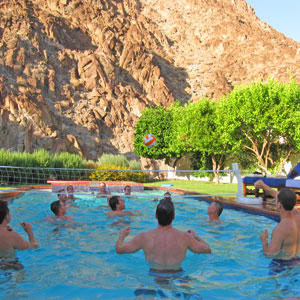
[89,165,149,183]
[31,149,53,168]
[129,159,141,170]
[134,105,175,159]
[97,153,129,167]
[53,152,84,169]
[219,78,300,173]
[0,149,85,184]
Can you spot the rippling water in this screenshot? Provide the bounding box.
[1,190,299,300]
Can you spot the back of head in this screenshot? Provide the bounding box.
[109,196,119,211]
[277,188,296,211]
[156,198,174,226]
[0,200,9,224]
[51,201,61,216]
[214,201,223,217]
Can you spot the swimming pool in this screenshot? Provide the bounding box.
[1,190,300,300]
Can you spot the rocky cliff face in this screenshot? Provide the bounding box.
[0,0,299,160]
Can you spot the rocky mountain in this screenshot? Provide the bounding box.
[0,0,299,161]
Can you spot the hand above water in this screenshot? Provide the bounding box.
[119,227,130,238]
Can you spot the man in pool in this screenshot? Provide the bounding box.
[97,182,111,197]
[106,196,142,217]
[44,201,74,222]
[66,185,78,201]
[207,201,224,223]
[0,200,38,269]
[115,198,211,273]
[124,185,131,196]
[259,188,300,273]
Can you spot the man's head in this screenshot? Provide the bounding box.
[156,198,175,226]
[67,185,74,194]
[109,196,125,211]
[99,183,107,193]
[124,185,131,195]
[51,201,66,216]
[0,200,10,224]
[208,201,223,217]
[57,189,67,202]
[277,188,296,211]
[163,192,172,201]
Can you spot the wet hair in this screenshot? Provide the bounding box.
[0,200,9,224]
[57,189,65,197]
[163,192,172,201]
[277,188,296,211]
[124,185,131,192]
[156,198,175,226]
[109,196,120,211]
[51,201,61,216]
[67,185,74,192]
[213,201,223,216]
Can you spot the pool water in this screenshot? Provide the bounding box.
[1,191,300,300]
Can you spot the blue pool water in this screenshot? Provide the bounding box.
[1,190,300,300]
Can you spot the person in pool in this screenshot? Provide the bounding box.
[259,188,300,262]
[97,182,111,197]
[106,196,142,217]
[115,198,211,273]
[66,185,79,202]
[44,201,74,222]
[124,185,131,196]
[0,200,38,269]
[207,201,224,223]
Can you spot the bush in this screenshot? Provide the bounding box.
[97,153,129,167]
[129,159,141,170]
[89,164,150,183]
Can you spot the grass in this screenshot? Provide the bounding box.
[144,180,238,195]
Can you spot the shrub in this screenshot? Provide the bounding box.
[97,153,129,167]
[89,164,150,183]
[129,159,141,170]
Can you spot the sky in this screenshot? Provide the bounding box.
[246,0,300,43]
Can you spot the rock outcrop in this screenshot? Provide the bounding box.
[0,0,300,160]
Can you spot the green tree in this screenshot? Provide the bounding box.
[134,105,174,159]
[170,99,231,183]
[219,79,300,174]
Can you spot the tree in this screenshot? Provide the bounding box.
[134,105,174,159]
[218,79,300,174]
[169,99,232,183]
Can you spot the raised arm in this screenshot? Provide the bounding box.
[260,228,283,258]
[116,227,143,254]
[186,229,211,254]
[254,180,278,198]
[13,222,38,250]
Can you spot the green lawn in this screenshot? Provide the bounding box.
[144,180,238,195]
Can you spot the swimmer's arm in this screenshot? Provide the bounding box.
[116,227,142,254]
[125,210,142,216]
[12,231,38,250]
[186,230,211,254]
[254,180,278,198]
[260,228,282,257]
